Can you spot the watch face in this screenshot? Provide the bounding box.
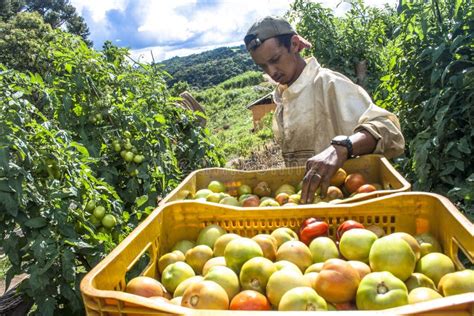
[333,135,348,142]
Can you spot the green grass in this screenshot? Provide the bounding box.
[193,71,275,161]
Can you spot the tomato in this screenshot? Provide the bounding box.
[344,173,366,194]
[133,155,144,164]
[124,142,133,150]
[123,131,132,139]
[356,184,377,193]
[336,220,365,240]
[120,150,127,159]
[230,290,271,310]
[84,200,96,212]
[299,217,329,245]
[92,206,106,220]
[89,215,102,228]
[300,217,319,229]
[124,151,134,162]
[102,214,117,229]
[113,143,121,152]
[97,227,110,234]
[129,169,138,176]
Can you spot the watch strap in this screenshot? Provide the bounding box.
[331,136,353,159]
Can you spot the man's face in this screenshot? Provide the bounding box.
[250,37,300,86]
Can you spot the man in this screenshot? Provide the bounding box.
[244,16,405,204]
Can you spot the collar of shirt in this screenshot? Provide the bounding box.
[275,57,321,100]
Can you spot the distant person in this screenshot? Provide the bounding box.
[244,16,405,204]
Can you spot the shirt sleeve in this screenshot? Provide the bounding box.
[354,104,405,159]
[323,70,405,159]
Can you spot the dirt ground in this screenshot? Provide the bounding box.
[225,141,285,170]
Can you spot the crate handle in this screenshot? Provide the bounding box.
[451,236,474,270]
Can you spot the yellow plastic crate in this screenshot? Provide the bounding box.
[160,154,410,206]
[81,192,473,315]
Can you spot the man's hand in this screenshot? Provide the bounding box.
[300,130,378,204]
[300,145,348,204]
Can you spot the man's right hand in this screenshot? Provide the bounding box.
[300,145,347,204]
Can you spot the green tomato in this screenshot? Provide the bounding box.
[133,155,144,164]
[112,139,120,146]
[356,271,408,310]
[98,227,110,234]
[124,151,134,162]
[95,113,103,121]
[93,206,106,220]
[84,200,96,212]
[120,150,127,159]
[113,143,121,152]
[102,214,117,229]
[89,215,102,228]
[124,142,133,150]
[123,131,132,139]
[129,169,139,177]
[207,180,226,193]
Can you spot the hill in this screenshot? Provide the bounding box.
[192,71,278,162]
[159,45,258,89]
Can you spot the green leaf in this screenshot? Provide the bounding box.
[457,137,471,154]
[154,113,166,124]
[0,192,18,217]
[432,43,446,63]
[0,147,9,172]
[61,249,75,283]
[455,160,464,171]
[467,174,474,183]
[24,217,47,228]
[135,195,148,208]
[69,141,90,158]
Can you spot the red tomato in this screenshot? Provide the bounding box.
[299,217,329,245]
[336,220,365,240]
[230,290,271,310]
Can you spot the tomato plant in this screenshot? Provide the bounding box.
[0,18,223,315]
[376,0,474,219]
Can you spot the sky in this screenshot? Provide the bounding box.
[70,0,398,62]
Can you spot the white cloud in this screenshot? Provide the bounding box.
[129,40,243,63]
[134,0,293,46]
[136,0,197,43]
[71,0,399,62]
[70,0,127,22]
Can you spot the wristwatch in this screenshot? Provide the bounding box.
[331,135,354,159]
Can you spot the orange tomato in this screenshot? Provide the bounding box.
[229,290,271,310]
[356,184,377,193]
[344,173,366,193]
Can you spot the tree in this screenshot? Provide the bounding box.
[289,0,397,93]
[0,12,54,73]
[0,0,24,21]
[0,0,91,45]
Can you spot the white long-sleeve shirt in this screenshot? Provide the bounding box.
[272,57,405,167]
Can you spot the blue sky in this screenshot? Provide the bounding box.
[71,0,397,62]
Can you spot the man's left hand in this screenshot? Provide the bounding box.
[300,145,348,204]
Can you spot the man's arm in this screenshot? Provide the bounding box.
[299,69,404,204]
[300,130,376,204]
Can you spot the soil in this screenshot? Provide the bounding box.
[225,141,285,170]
